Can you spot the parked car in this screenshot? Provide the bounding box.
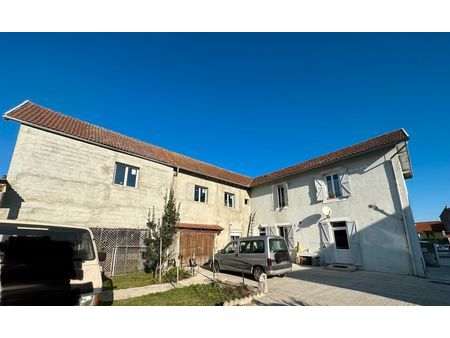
[0,220,105,305]
[213,235,292,280]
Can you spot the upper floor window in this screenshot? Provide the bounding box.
[114,163,139,188]
[272,182,289,209]
[325,173,342,199]
[224,192,235,208]
[314,169,351,202]
[194,185,208,203]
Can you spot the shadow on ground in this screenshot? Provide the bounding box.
[100,275,114,305]
[262,266,450,306]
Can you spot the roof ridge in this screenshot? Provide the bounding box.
[4,100,409,188]
[254,129,407,179]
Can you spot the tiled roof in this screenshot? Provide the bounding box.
[3,101,252,187]
[3,101,410,188]
[250,129,409,186]
[177,223,224,231]
[416,221,445,233]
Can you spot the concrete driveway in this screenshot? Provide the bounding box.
[252,265,450,306]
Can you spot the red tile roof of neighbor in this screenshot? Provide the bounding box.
[416,221,445,233]
[3,100,410,188]
[177,223,224,231]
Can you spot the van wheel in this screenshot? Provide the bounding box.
[213,261,220,273]
[279,273,286,278]
[253,266,264,281]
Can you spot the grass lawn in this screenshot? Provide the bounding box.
[112,282,253,306]
[103,268,191,290]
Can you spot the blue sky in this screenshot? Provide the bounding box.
[0,33,449,221]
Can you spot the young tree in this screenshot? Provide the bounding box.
[142,189,180,275]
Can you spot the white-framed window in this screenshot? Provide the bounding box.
[224,192,235,208]
[259,227,267,236]
[325,173,342,199]
[314,169,351,202]
[194,185,208,203]
[277,184,287,208]
[113,163,139,188]
[230,231,241,241]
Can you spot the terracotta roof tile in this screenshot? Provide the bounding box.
[177,223,224,231]
[416,221,445,233]
[250,129,409,186]
[4,101,252,187]
[3,101,410,188]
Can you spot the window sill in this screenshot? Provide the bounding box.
[112,183,138,189]
[322,197,349,204]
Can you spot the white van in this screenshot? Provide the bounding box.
[0,220,104,306]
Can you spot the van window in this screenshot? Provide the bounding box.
[224,242,237,254]
[239,240,265,254]
[269,238,288,253]
[0,224,95,262]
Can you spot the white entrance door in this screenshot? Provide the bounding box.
[331,222,352,264]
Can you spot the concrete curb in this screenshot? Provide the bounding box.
[223,290,268,306]
[101,273,211,302]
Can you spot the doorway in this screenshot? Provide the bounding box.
[331,222,352,264]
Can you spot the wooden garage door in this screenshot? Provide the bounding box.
[179,231,216,266]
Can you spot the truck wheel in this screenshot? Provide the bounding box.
[253,266,264,281]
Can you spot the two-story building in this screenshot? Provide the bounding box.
[0,100,425,276]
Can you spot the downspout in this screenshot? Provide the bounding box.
[388,147,419,276]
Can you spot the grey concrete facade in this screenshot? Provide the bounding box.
[250,147,425,276]
[0,122,425,277]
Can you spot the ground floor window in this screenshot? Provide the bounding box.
[230,231,241,241]
[259,227,266,236]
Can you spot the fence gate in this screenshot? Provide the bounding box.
[179,230,217,267]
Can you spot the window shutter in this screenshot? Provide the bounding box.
[268,226,277,236]
[339,169,351,197]
[283,182,289,206]
[347,221,362,266]
[286,225,295,249]
[272,185,278,210]
[319,222,334,264]
[314,175,325,202]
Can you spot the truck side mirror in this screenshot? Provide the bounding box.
[98,252,107,262]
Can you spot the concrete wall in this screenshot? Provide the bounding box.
[250,147,424,276]
[3,125,174,228]
[174,171,251,249]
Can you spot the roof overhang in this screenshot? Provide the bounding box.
[396,141,413,179]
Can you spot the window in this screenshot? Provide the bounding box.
[194,185,208,203]
[331,222,349,249]
[230,231,241,241]
[239,240,265,254]
[277,184,287,208]
[244,199,249,205]
[224,192,235,208]
[114,163,139,188]
[269,238,288,253]
[224,242,237,254]
[259,227,266,236]
[326,173,342,199]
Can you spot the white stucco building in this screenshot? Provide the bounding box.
[0,100,426,276]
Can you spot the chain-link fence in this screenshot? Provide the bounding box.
[90,228,150,276]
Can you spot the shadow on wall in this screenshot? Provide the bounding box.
[1,185,24,220]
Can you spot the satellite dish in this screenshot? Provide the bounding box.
[321,206,332,218]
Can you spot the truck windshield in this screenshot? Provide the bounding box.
[269,238,288,253]
[0,224,95,262]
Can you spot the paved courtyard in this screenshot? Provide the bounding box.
[253,265,450,306]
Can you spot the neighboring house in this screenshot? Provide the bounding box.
[0,100,425,276]
[416,221,448,241]
[440,206,450,233]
